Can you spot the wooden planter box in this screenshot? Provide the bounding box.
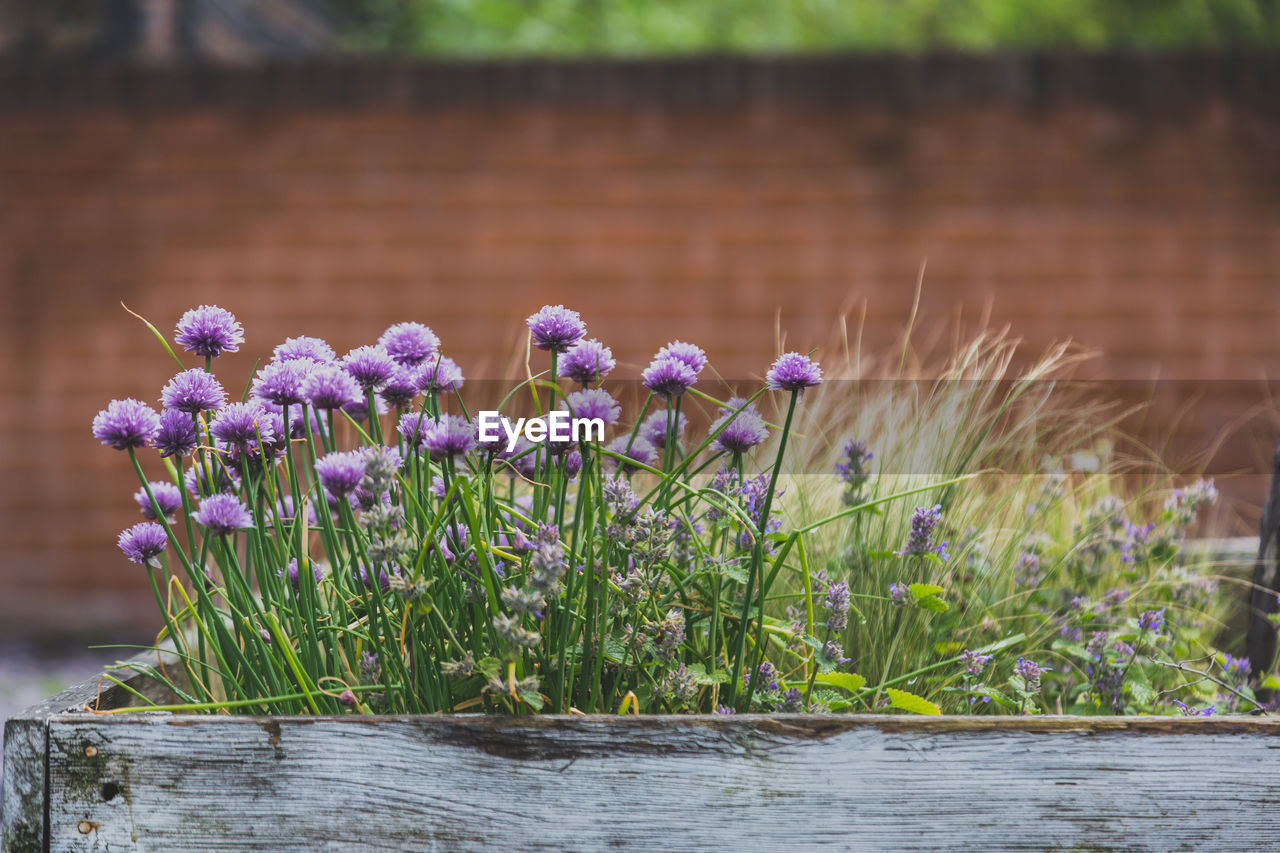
[3,540,1271,851]
[5,653,1280,852]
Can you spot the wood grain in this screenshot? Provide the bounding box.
[39,713,1280,852]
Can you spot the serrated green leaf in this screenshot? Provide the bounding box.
[602,638,628,664]
[519,689,545,711]
[686,663,729,685]
[1127,667,1156,707]
[908,583,944,599]
[915,595,949,613]
[815,672,867,693]
[886,687,941,715]
[476,657,503,678]
[721,561,749,584]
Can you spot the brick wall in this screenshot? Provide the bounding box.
[2,56,1279,639]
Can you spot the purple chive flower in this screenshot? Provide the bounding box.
[527,304,587,353]
[640,410,688,450]
[155,408,199,458]
[558,338,615,385]
[605,436,658,472]
[174,305,243,359]
[314,450,367,499]
[565,388,622,426]
[766,352,823,393]
[1137,608,1166,634]
[563,449,583,478]
[161,369,226,413]
[273,336,336,364]
[134,481,183,520]
[92,399,160,451]
[896,504,949,560]
[379,366,421,408]
[117,522,168,565]
[417,355,465,393]
[303,363,363,410]
[710,398,769,454]
[424,414,477,461]
[655,340,707,375]
[378,322,441,367]
[278,558,324,590]
[193,493,253,535]
[397,411,432,452]
[252,360,311,407]
[210,402,275,449]
[714,705,737,715]
[642,356,697,399]
[342,346,398,393]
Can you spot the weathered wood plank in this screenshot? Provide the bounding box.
[2,651,178,853]
[43,714,1280,852]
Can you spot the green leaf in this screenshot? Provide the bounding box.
[909,583,944,599]
[721,561,749,584]
[815,672,867,693]
[915,595,949,613]
[1127,667,1156,707]
[1262,674,1280,691]
[886,687,941,715]
[685,663,729,685]
[864,549,897,560]
[476,657,503,679]
[602,639,628,664]
[519,689,545,711]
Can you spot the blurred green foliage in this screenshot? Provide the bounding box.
[327,0,1280,56]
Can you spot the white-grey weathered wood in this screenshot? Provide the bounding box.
[42,714,1280,852]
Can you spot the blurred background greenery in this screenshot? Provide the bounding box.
[327,0,1280,56]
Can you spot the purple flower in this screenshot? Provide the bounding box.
[117,522,168,565]
[527,304,586,353]
[1223,654,1251,680]
[174,305,243,359]
[558,338,615,385]
[835,438,873,504]
[961,650,993,676]
[1137,608,1166,634]
[565,388,621,426]
[743,661,779,693]
[710,398,769,454]
[605,436,657,472]
[896,504,949,560]
[134,481,183,520]
[210,402,275,449]
[640,410,688,450]
[342,345,398,393]
[424,414,477,461]
[92,399,160,451]
[417,355,465,393]
[193,494,253,535]
[252,360,311,407]
[655,341,707,375]
[379,366,421,409]
[378,322,440,367]
[823,580,850,632]
[1014,657,1049,693]
[278,558,323,590]
[889,582,910,605]
[161,369,226,413]
[155,408,198,458]
[397,411,432,452]
[341,393,388,422]
[563,449,583,478]
[714,705,737,715]
[766,352,823,393]
[272,336,335,364]
[314,450,367,499]
[642,356,697,399]
[303,363,363,410]
[1173,700,1216,717]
